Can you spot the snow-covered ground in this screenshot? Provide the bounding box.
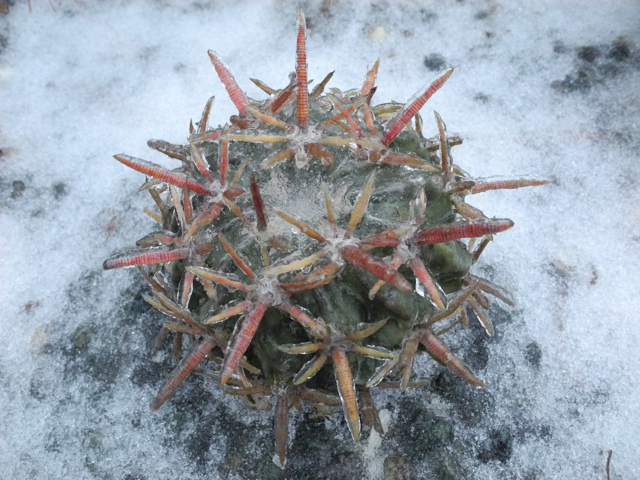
[1,1,638,479]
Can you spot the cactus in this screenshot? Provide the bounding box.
[104,9,547,466]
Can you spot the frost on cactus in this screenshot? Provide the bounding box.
[104,10,548,466]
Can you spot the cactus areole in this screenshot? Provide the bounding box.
[104,10,547,466]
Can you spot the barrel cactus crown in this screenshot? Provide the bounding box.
[104,10,547,465]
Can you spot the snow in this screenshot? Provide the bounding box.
[1,1,638,479]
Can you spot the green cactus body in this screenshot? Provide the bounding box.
[104,10,547,465]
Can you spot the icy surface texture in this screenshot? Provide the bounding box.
[0,1,638,479]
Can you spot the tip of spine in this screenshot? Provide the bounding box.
[434,68,454,87]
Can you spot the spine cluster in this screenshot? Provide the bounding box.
[104,9,547,465]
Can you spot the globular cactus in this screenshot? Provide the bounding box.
[104,9,547,466]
